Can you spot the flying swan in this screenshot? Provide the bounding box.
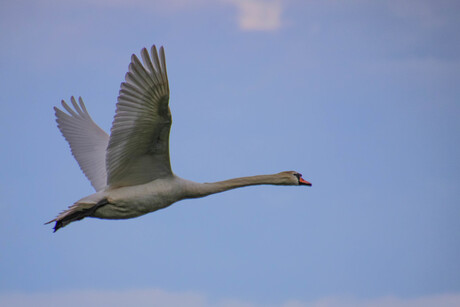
[46,45,311,232]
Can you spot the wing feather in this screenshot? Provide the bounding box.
[55,97,109,191]
[106,45,172,188]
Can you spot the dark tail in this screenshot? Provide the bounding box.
[45,199,109,232]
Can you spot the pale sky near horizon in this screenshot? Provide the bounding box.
[1,0,459,306]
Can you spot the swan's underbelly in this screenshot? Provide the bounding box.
[91,179,184,219]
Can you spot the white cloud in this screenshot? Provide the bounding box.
[1,289,460,307]
[83,0,284,31]
[0,289,206,307]
[40,0,283,31]
[226,0,283,31]
[303,294,460,307]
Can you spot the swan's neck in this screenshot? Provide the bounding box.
[184,173,288,199]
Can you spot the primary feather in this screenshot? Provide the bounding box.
[106,46,172,188]
[54,97,109,191]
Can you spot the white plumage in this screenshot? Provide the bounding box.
[54,97,109,191]
[47,45,311,232]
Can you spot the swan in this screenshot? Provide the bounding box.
[46,45,311,232]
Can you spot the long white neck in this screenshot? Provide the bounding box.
[183,173,290,199]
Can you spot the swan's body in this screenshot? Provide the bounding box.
[47,45,311,232]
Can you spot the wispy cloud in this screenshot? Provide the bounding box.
[226,0,283,31]
[303,294,460,307]
[0,289,206,307]
[46,0,284,31]
[1,289,460,307]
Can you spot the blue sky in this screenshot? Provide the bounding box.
[1,0,459,306]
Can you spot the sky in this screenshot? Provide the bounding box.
[1,0,459,306]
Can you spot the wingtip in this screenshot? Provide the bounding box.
[131,53,139,62]
[61,99,72,113]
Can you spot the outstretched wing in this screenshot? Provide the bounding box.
[55,97,109,191]
[105,45,172,188]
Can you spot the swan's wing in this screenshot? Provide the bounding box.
[106,45,172,188]
[55,97,109,191]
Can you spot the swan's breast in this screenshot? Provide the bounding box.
[96,176,187,219]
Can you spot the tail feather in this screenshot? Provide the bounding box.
[45,199,108,232]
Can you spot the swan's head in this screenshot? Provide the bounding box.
[281,171,312,186]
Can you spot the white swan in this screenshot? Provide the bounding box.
[46,45,311,232]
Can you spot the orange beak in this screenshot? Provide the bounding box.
[299,177,312,186]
